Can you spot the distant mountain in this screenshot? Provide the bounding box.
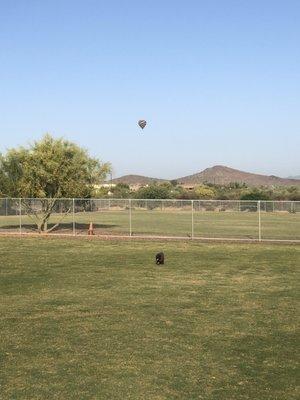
[111,174,166,185]
[111,166,300,187]
[177,165,300,187]
[287,175,300,179]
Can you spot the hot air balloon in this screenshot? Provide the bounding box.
[138,120,147,130]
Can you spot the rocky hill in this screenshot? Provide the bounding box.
[177,165,300,186]
[111,166,300,187]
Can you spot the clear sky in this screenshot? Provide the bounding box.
[0,0,299,179]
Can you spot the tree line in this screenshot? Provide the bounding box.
[97,181,300,201]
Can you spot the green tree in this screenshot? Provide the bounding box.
[134,184,171,199]
[240,189,270,201]
[286,186,300,201]
[0,155,9,196]
[0,134,110,232]
[111,183,131,198]
[194,185,216,199]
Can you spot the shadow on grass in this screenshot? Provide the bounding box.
[0,222,119,233]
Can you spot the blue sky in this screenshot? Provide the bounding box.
[0,0,299,178]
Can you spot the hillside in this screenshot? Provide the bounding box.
[177,165,300,187]
[111,166,300,187]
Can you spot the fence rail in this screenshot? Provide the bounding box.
[0,198,299,242]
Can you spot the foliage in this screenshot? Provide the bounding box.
[0,134,110,198]
[128,181,300,201]
[134,184,171,199]
[194,185,216,199]
[240,189,271,201]
[110,183,132,198]
[0,155,10,196]
[0,134,110,231]
[93,186,110,198]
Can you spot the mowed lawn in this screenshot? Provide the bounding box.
[0,209,300,240]
[0,238,299,399]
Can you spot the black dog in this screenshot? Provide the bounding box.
[155,252,164,265]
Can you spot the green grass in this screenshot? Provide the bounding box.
[0,209,300,240]
[0,237,299,399]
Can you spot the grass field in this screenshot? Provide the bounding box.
[0,209,300,240]
[0,237,299,399]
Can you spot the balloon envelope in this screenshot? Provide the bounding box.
[138,120,147,129]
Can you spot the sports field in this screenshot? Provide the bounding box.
[0,237,299,399]
[0,209,300,240]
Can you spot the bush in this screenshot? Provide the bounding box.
[194,185,216,199]
[134,184,171,199]
[240,190,270,201]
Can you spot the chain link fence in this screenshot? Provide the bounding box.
[0,198,299,241]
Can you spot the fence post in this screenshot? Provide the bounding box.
[72,198,75,236]
[258,200,261,242]
[5,198,8,216]
[19,198,22,235]
[129,199,132,237]
[191,200,194,239]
